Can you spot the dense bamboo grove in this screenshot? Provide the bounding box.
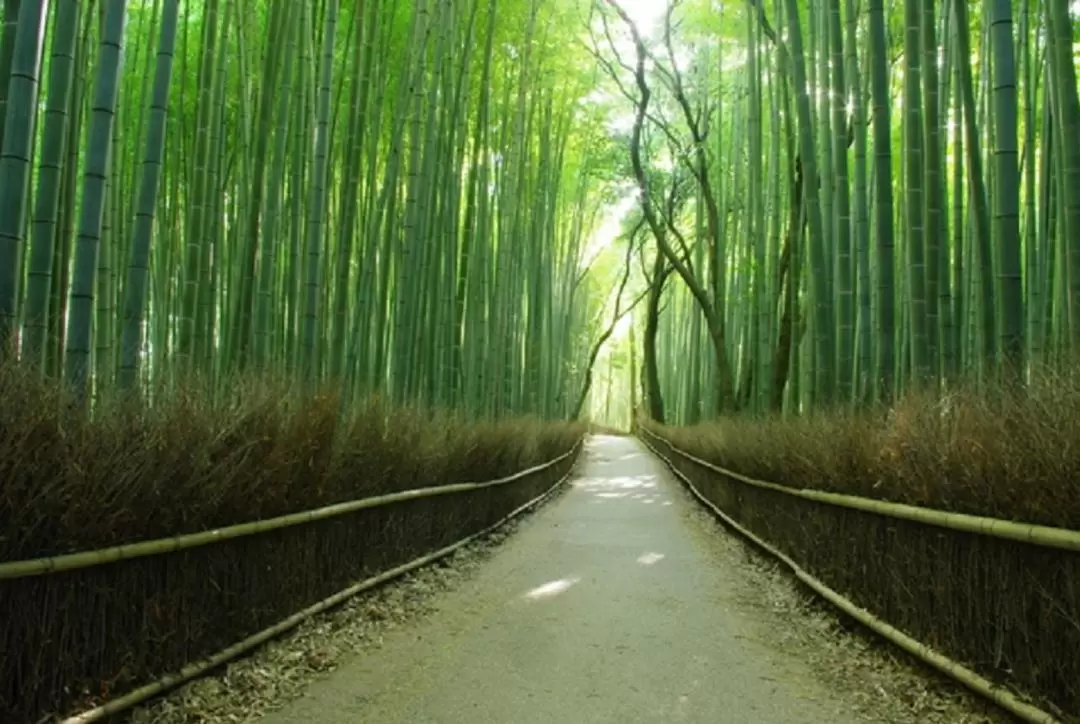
[584,0,1080,424]
[1,0,1079,427]
[0,0,627,421]
[2,2,1079,719]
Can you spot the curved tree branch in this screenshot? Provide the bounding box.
[573,221,648,418]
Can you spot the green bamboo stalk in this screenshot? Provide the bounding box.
[118,0,180,389]
[0,0,50,354]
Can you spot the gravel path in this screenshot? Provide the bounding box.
[256,434,993,724]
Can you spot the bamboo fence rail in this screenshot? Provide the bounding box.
[0,443,581,580]
[60,448,580,723]
[639,426,1080,551]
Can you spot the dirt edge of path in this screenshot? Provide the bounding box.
[665,458,1013,724]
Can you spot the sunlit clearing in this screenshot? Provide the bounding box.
[523,577,581,601]
[637,552,665,565]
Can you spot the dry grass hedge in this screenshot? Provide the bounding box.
[641,372,1080,721]
[0,364,584,723]
[651,370,1080,529]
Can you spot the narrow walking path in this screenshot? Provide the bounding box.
[258,436,871,723]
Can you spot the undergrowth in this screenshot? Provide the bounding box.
[0,361,584,561]
[647,367,1080,528]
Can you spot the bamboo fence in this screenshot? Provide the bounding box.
[59,452,579,723]
[639,430,1064,724]
[0,443,581,580]
[638,426,1080,551]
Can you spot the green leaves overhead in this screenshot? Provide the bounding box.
[1,0,1077,426]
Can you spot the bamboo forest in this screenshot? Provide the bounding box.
[1,0,1079,722]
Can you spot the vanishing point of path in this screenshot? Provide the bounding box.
[257,436,943,723]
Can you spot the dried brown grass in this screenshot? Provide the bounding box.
[0,363,584,723]
[648,368,1080,528]
[0,364,582,560]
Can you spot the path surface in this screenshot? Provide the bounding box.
[260,436,867,723]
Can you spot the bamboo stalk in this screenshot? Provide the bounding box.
[639,427,1080,552]
[59,459,578,724]
[0,441,581,580]
[640,435,1062,724]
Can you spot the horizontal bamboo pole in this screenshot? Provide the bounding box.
[639,426,1080,553]
[0,441,582,581]
[639,435,1061,724]
[60,458,578,724]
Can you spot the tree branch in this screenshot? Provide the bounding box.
[604,0,720,335]
[573,220,647,418]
